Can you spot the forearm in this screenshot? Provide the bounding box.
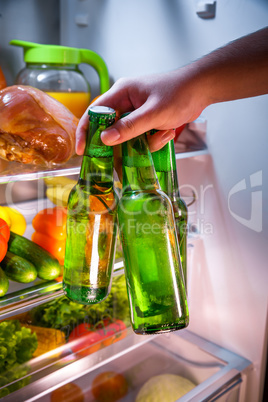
[194,27,268,106]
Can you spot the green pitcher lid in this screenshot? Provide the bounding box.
[11,39,91,64]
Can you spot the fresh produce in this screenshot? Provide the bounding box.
[0,267,9,297]
[135,374,196,402]
[0,219,9,295]
[32,207,67,241]
[32,232,66,266]
[0,320,38,397]
[0,251,37,283]
[68,318,127,356]
[8,231,62,280]
[68,323,102,356]
[0,207,11,227]
[0,218,10,265]
[91,371,128,402]
[0,218,10,242]
[29,275,129,335]
[50,383,85,402]
[0,233,8,263]
[0,85,78,166]
[31,207,67,265]
[21,325,66,357]
[96,319,127,347]
[0,206,26,235]
[44,176,76,207]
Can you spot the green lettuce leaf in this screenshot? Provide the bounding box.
[0,320,37,395]
[30,274,130,334]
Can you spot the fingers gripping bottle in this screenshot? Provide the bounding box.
[63,106,118,304]
[118,133,189,334]
[152,139,188,291]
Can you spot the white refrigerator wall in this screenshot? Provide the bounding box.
[60,1,268,401]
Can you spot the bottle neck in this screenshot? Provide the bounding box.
[122,134,159,192]
[152,140,180,198]
[80,120,114,190]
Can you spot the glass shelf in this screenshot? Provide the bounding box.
[0,155,83,184]
[0,262,124,321]
[0,137,208,184]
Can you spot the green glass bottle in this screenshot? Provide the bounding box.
[63,106,118,305]
[152,139,188,290]
[118,133,189,335]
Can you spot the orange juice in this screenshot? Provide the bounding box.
[45,91,91,118]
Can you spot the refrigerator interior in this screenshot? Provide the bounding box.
[0,321,252,402]
[0,0,268,401]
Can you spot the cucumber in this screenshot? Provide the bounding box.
[0,267,9,297]
[1,251,37,283]
[8,232,62,280]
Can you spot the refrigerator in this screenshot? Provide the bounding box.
[0,0,267,401]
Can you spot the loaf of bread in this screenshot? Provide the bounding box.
[0,85,79,166]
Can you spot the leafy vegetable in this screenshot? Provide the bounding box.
[0,320,38,397]
[30,274,130,337]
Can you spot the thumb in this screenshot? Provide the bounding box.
[100,106,156,145]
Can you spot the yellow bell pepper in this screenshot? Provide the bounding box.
[0,206,27,235]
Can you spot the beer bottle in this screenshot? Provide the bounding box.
[118,133,189,334]
[152,139,188,290]
[63,106,118,304]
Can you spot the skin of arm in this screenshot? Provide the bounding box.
[76,26,268,155]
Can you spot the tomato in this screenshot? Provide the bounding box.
[96,319,127,347]
[50,383,84,402]
[69,323,102,356]
[0,234,8,263]
[0,218,10,242]
[68,320,127,358]
[91,371,128,402]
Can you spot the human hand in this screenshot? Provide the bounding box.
[76,27,268,155]
[76,67,206,155]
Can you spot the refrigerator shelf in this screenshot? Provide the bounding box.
[0,262,124,321]
[0,197,125,318]
[0,147,208,184]
[0,329,252,402]
[0,154,83,184]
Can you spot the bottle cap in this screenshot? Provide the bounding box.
[88,105,116,124]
